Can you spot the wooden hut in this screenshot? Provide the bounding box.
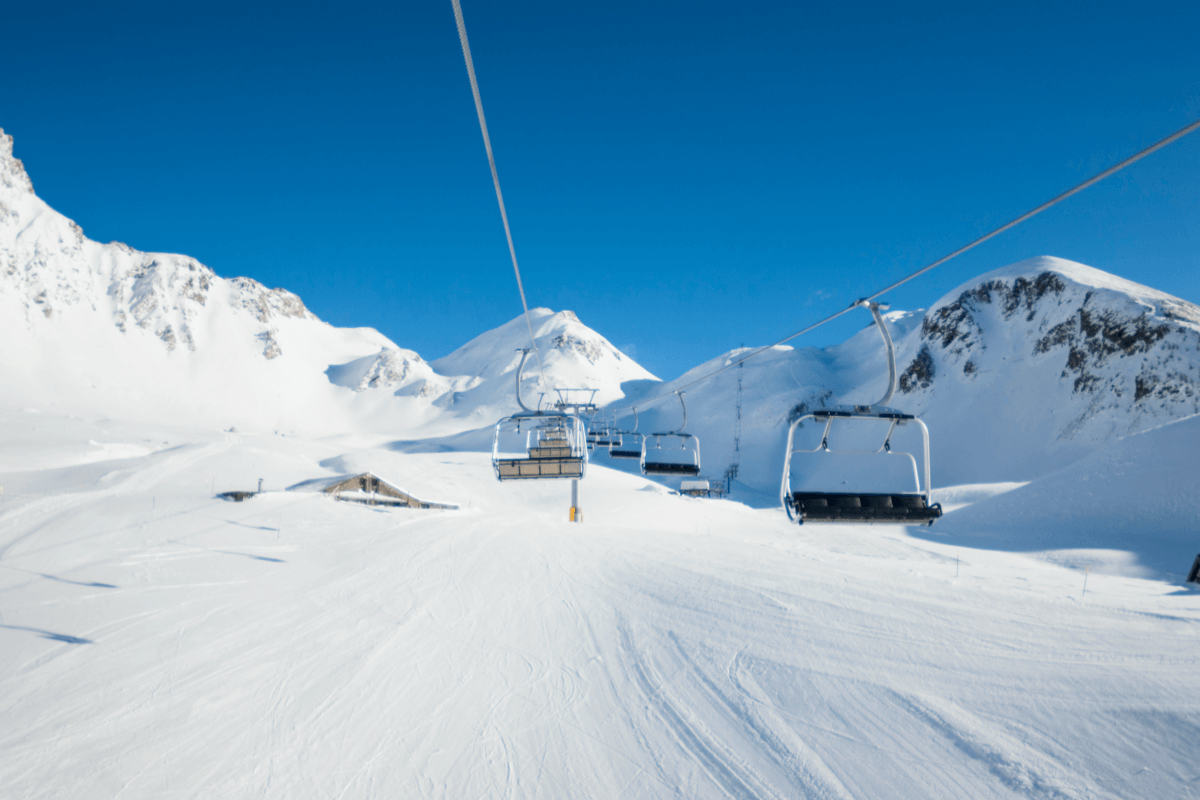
[322,472,457,510]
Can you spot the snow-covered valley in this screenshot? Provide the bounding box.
[3,127,1200,798]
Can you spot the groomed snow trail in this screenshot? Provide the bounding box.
[1,421,1197,798]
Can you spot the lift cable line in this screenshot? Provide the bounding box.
[451,0,550,392]
[608,116,1200,419]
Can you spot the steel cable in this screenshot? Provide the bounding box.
[451,0,551,394]
[607,116,1200,418]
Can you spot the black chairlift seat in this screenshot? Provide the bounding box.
[608,430,643,459]
[642,461,701,476]
[789,492,942,524]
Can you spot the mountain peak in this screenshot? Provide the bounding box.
[0,128,35,195]
[938,255,1185,310]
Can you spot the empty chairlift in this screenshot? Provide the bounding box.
[493,413,587,480]
[641,392,702,477]
[609,408,644,460]
[592,419,616,448]
[492,350,588,481]
[780,301,942,525]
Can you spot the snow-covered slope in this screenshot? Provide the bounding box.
[5,126,1199,496]
[926,412,1200,576]
[0,128,404,434]
[895,257,1200,481]
[2,411,1197,799]
[607,257,1200,497]
[430,307,657,416]
[0,129,653,439]
[330,307,658,427]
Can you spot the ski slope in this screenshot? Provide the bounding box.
[2,409,1197,799]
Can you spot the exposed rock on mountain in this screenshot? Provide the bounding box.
[614,258,1200,493]
[0,129,655,436]
[4,127,1198,494]
[0,129,314,362]
[898,257,1200,449]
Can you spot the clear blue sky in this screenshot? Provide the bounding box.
[4,1,1198,379]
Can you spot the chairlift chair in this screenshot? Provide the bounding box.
[609,408,644,459]
[641,393,702,477]
[610,432,645,459]
[780,301,942,525]
[592,419,616,448]
[492,349,588,481]
[493,412,588,480]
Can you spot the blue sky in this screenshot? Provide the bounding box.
[4,1,1199,379]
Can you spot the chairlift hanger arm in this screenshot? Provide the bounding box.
[860,301,897,410]
[514,348,533,413]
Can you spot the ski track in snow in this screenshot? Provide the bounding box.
[0,419,1198,799]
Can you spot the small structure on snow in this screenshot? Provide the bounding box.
[322,472,458,510]
[680,479,723,498]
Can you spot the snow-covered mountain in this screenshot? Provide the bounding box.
[0,129,652,437]
[327,308,657,424]
[5,127,1199,493]
[608,257,1200,495]
[891,257,1200,480]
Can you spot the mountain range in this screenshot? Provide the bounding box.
[3,127,1198,497]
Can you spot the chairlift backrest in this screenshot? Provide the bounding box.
[493,411,588,481]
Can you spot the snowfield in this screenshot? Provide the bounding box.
[3,127,1200,798]
[1,409,1198,799]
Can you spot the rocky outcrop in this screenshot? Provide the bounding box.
[898,257,1200,442]
[0,128,313,359]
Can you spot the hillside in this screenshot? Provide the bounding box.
[0,129,652,439]
[602,257,1200,497]
[1,411,1197,799]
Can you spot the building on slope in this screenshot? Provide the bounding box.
[321,472,458,510]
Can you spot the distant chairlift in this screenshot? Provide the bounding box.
[609,408,644,460]
[591,417,617,449]
[492,350,588,481]
[780,301,942,525]
[641,392,702,476]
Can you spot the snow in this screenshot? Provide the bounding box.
[1,409,1198,799]
[2,128,1200,798]
[936,255,1185,308]
[926,413,1200,577]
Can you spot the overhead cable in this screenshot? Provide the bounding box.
[611,116,1200,417]
[451,0,551,393]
